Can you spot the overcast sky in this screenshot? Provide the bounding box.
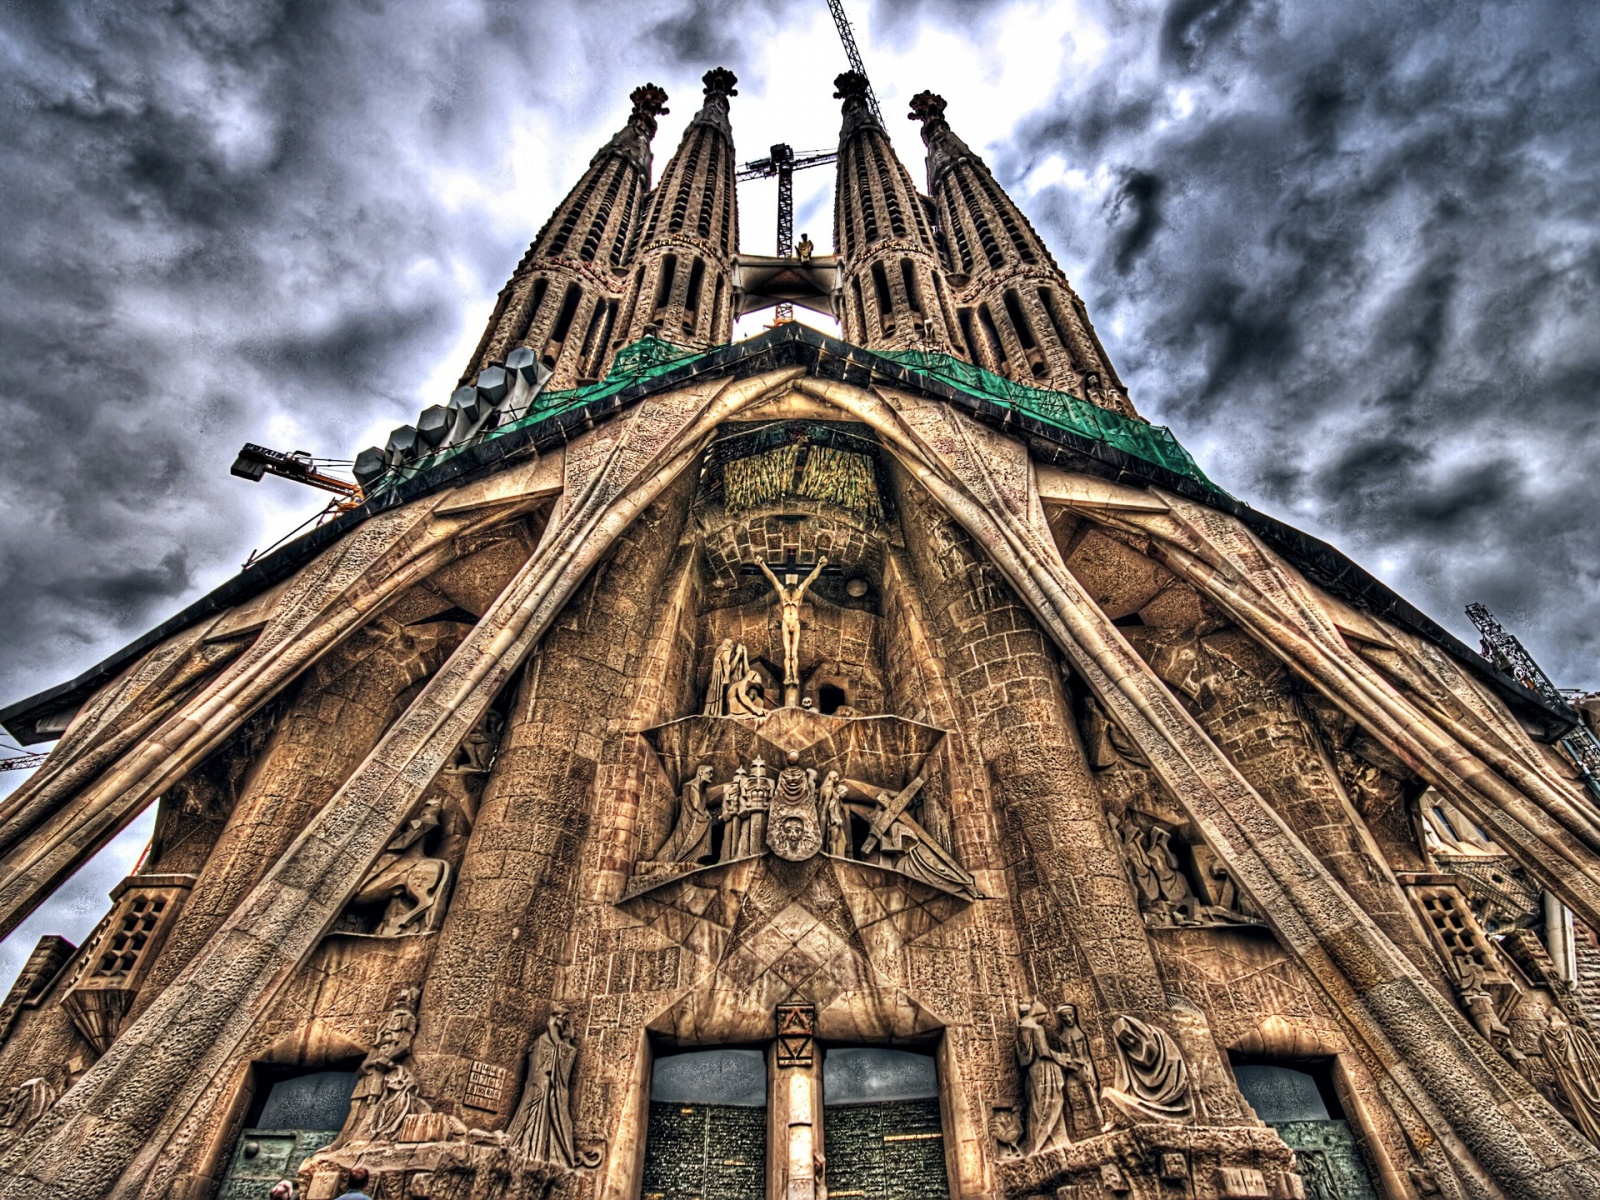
[2,0,1597,987]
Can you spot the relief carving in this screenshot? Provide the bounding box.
[348,795,452,937]
[757,555,828,695]
[339,986,438,1146]
[0,1078,58,1151]
[1542,1012,1600,1145]
[1100,1015,1194,1127]
[767,756,823,862]
[1012,1000,1070,1156]
[703,639,752,717]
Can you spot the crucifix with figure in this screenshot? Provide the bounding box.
[758,555,828,707]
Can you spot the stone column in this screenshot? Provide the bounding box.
[125,611,463,1022]
[894,474,1167,1024]
[767,1030,821,1200]
[410,470,697,1126]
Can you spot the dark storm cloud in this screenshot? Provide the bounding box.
[997,0,1600,680]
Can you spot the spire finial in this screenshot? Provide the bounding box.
[908,91,948,129]
[628,83,670,138]
[702,67,738,100]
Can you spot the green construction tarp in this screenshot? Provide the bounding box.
[376,337,1219,497]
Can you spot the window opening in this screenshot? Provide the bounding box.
[643,1048,766,1200]
[818,685,848,715]
[823,1047,948,1200]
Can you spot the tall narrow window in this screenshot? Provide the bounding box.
[978,303,1010,371]
[900,260,923,315]
[1004,289,1046,378]
[653,255,678,322]
[870,263,893,315]
[852,278,868,339]
[514,277,550,345]
[710,275,725,339]
[957,308,980,367]
[543,283,583,366]
[684,257,706,333]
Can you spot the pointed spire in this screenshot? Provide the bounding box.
[461,83,668,387]
[908,90,1137,416]
[831,73,959,354]
[612,68,741,354]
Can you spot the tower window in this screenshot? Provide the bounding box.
[543,283,583,366]
[978,303,1010,371]
[870,262,893,315]
[900,260,923,315]
[515,276,550,345]
[1004,289,1047,378]
[653,255,678,321]
[684,258,706,334]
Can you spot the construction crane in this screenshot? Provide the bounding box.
[736,145,838,321]
[827,0,883,125]
[732,1,878,322]
[1466,602,1600,800]
[0,751,46,772]
[230,444,364,508]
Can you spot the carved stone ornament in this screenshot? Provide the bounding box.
[703,639,751,717]
[1054,1004,1104,1134]
[758,555,827,693]
[506,1010,601,1169]
[767,754,823,861]
[645,763,716,866]
[1542,1011,1600,1145]
[349,794,452,936]
[0,1077,58,1150]
[1100,1014,1194,1127]
[337,986,461,1148]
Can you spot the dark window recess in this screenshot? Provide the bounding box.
[653,255,678,320]
[515,276,550,345]
[1004,290,1047,378]
[543,283,583,367]
[978,304,1010,371]
[957,309,980,366]
[870,262,893,315]
[684,258,706,332]
[818,685,848,715]
[900,260,923,315]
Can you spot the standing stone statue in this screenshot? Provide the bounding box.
[646,764,716,866]
[820,770,850,857]
[1013,1000,1070,1156]
[1053,1004,1104,1133]
[758,555,828,695]
[1542,1012,1600,1144]
[1100,1015,1194,1127]
[507,1010,601,1168]
[0,1078,58,1150]
[703,639,751,717]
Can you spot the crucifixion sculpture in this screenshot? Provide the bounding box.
[758,554,827,705]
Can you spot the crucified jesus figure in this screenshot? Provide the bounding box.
[758,555,828,690]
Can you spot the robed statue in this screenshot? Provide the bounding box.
[507,1011,601,1168]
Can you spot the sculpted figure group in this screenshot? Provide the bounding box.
[333,990,599,1173]
[1006,1001,1193,1158]
[644,755,976,895]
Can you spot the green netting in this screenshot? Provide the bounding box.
[873,349,1217,491]
[375,338,714,492]
[374,336,1217,497]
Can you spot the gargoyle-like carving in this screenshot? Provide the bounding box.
[1101,1015,1194,1127]
[507,1010,601,1168]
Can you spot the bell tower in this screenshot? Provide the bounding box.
[909,90,1136,416]
[463,82,669,388]
[830,72,960,353]
[614,68,741,351]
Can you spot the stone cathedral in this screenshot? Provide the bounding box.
[5,64,1600,1200]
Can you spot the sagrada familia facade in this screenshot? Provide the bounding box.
[1,64,1599,1200]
